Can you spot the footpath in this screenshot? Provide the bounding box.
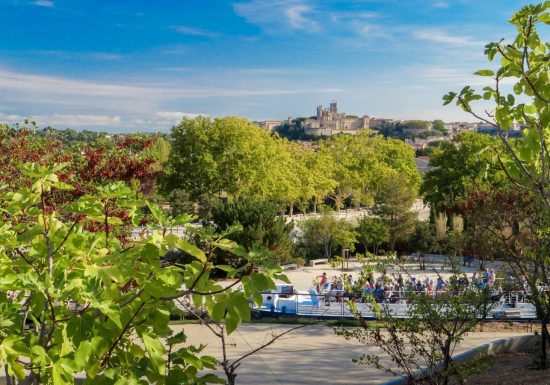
[179,323,530,385]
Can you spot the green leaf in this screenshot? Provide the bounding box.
[30,345,48,366]
[442,92,456,106]
[96,302,122,328]
[177,239,207,262]
[53,181,74,191]
[75,342,92,371]
[52,365,71,385]
[474,69,494,76]
[141,331,166,375]
[147,202,167,227]
[167,331,187,346]
[233,292,251,322]
[225,311,239,335]
[211,301,226,322]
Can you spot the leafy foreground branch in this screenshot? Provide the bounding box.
[0,163,287,384]
[179,300,306,385]
[337,283,493,385]
[443,1,550,369]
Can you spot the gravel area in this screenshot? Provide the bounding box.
[466,350,550,385]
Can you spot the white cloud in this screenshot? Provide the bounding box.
[154,111,199,119]
[31,0,54,7]
[0,112,120,127]
[352,22,392,40]
[233,0,319,33]
[154,111,201,121]
[410,66,516,87]
[0,66,343,129]
[161,45,188,55]
[85,52,125,61]
[0,67,337,101]
[33,50,125,61]
[433,1,449,9]
[285,5,319,31]
[412,28,482,46]
[329,11,380,22]
[173,26,218,38]
[47,114,121,126]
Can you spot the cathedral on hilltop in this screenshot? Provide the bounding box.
[301,102,369,136]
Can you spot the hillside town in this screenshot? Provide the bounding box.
[256,101,523,150]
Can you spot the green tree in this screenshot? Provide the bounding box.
[318,132,420,211]
[297,147,337,213]
[356,217,389,254]
[210,200,294,264]
[318,134,367,210]
[293,213,352,261]
[459,185,550,364]
[0,163,286,384]
[339,282,491,385]
[332,220,358,254]
[372,171,417,251]
[146,136,171,163]
[420,131,504,215]
[432,119,446,133]
[402,120,431,131]
[161,117,302,213]
[407,221,437,255]
[443,2,550,368]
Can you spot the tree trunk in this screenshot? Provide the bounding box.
[324,241,331,259]
[442,338,453,385]
[541,319,549,369]
[390,234,396,251]
[289,202,294,217]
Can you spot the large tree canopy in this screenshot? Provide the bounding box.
[161,117,301,206]
[162,119,420,218]
[420,131,505,214]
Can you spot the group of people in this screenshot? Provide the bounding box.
[315,269,498,303]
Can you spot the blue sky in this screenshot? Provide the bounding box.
[0,0,541,132]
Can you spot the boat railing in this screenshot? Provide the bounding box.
[253,288,537,320]
[254,290,492,319]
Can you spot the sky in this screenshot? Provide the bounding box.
[0,0,542,132]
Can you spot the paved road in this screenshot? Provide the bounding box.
[180,323,530,385]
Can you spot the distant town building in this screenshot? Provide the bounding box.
[369,118,397,128]
[301,102,369,136]
[259,120,284,131]
[476,121,522,131]
[444,122,476,133]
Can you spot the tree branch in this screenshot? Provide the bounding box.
[52,220,78,257]
[231,324,307,368]
[101,301,146,367]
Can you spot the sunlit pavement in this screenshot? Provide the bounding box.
[179,323,530,385]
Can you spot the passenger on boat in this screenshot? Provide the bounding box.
[471,272,479,286]
[316,272,330,293]
[373,284,384,302]
[436,277,445,291]
[488,269,496,285]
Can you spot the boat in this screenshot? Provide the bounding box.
[253,284,538,320]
